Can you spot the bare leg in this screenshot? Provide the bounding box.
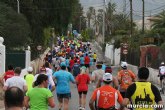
[160,80,162,88]
[82,94,87,108]
[63,98,69,110]
[79,94,82,107]
[57,97,63,109]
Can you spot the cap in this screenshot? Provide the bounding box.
[161,62,164,65]
[103,73,113,82]
[121,61,127,69]
[27,67,33,72]
[81,66,86,70]
[105,66,112,73]
[60,62,66,67]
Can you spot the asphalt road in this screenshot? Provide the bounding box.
[49,41,165,110]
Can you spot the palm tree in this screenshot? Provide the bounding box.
[150,11,165,43]
[97,9,103,34]
[106,2,116,35]
[86,7,94,28]
[151,11,165,29]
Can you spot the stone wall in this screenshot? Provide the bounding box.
[128,64,159,85]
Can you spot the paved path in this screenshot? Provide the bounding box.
[0,41,164,110]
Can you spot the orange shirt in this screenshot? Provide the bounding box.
[117,70,136,91]
[91,85,123,109]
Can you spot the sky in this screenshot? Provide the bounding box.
[80,0,165,19]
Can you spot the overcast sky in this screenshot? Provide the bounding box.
[80,0,165,18]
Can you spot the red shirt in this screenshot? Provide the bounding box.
[69,59,75,69]
[84,56,90,64]
[76,74,90,92]
[66,48,70,53]
[4,70,14,81]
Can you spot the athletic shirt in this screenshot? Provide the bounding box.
[91,85,123,109]
[25,74,34,92]
[76,74,90,92]
[4,70,14,81]
[93,54,97,59]
[131,82,155,110]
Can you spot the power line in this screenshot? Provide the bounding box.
[133,4,165,12]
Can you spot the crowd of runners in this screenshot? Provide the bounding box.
[0,37,164,110]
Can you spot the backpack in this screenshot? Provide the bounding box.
[119,70,133,90]
[72,64,80,76]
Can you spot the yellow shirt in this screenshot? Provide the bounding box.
[93,54,97,59]
[131,82,155,110]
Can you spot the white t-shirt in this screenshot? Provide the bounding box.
[34,74,55,87]
[46,68,53,77]
[159,66,165,75]
[4,76,27,91]
[92,69,105,83]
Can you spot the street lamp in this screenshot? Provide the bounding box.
[16,0,20,14]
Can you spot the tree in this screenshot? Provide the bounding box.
[151,11,165,29]
[0,1,30,50]
[86,7,95,28]
[0,0,83,49]
[150,11,165,44]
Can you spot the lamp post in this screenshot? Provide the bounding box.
[17,0,20,14]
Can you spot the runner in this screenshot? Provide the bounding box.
[1,65,14,84]
[84,53,90,69]
[53,62,75,110]
[158,62,165,90]
[117,61,136,98]
[4,87,24,110]
[96,66,119,89]
[72,60,81,78]
[76,66,90,110]
[93,52,97,65]
[3,67,27,93]
[89,73,124,110]
[24,66,34,94]
[25,74,55,109]
[91,62,105,87]
[122,67,163,110]
[33,66,55,92]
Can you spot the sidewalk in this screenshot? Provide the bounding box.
[0,101,4,110]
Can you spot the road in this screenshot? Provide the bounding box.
[0,41,164,110]
[49,41,165,110]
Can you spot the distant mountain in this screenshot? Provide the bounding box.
[80,0,165,20]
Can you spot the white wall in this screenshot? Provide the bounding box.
[128,64,159,85]
[105,44,121,66]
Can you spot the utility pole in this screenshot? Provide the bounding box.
[103,0,106,45]
[129,0,133,37]
[142,0,145,34]
[123,0,126,14]
[17,0,20,14]
[79,16,82,33]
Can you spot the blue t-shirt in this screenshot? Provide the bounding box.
[80,57,84,65]
[53,70,75,94]
[102,64,106,71]
[90,57,94,66]
[65,59,70,67]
